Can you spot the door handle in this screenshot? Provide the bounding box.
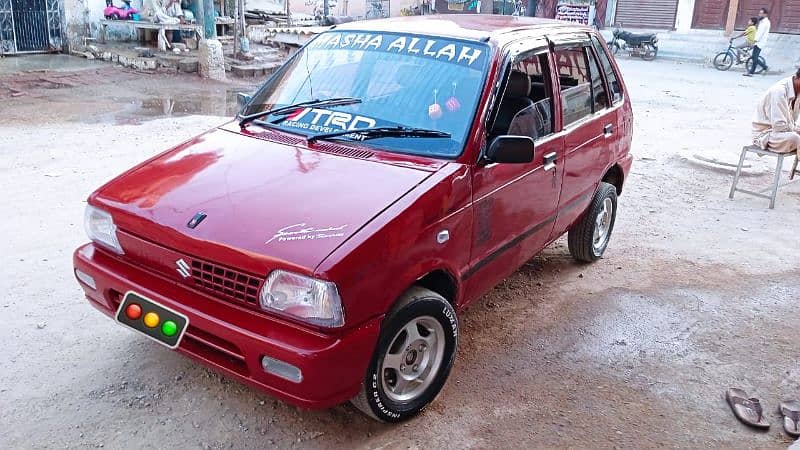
[543,152,557,171]
[604,124,614,137]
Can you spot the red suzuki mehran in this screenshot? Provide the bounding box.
[74,15,633,422]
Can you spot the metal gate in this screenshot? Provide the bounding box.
[735,0,800,33]
[0,0,62,54]
[365,0,389,18]
[692,0,729,29]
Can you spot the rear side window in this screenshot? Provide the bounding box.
[586,47,609,111]
[591,36,623,104]
[554,47,592,126]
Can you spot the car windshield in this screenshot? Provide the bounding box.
[241,31,491,158]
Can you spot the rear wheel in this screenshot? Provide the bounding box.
[713,51,735,71]
[568,182,618,263]
[745,56,767,74]
[351,287,458,422]
[641,43,658,61]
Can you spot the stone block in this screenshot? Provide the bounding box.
[178,59,199,73]
[198,39,226,81]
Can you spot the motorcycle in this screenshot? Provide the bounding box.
[608,29,658,61]
[104,0,138,20]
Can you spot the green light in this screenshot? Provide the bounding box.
[161,320,178,337]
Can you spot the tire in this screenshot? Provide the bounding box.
[110,12,120,20]
[610,42,620,56]
[351,286,458,422]
[641,43,658,61]
[568,182,618,263]
[713,51,735,71]
[745,56,767,74]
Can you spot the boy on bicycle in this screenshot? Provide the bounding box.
[732,17,758,50]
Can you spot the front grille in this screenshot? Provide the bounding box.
[314,142,375,159]
[252,130,304,146]
[190,259,263,307]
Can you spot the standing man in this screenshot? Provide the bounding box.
[744,7,770,77]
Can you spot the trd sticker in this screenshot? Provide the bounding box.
[283,108,377,135]
[266,223,348,244]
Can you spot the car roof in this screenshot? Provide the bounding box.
[331,15,591,47]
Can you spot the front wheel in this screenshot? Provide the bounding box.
[568,182,618,262]
[713,51,735,71]
[351,287,458,422]
[641,43,658,61]
[610,42,621,56]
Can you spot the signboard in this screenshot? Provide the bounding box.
[555,4,590,25]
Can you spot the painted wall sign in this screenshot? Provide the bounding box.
[555,4,590,25]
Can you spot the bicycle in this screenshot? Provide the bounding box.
[713,40,766,74]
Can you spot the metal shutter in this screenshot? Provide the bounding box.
[692,0,730,29]
[734,0,761,30]
[614,0,679,29]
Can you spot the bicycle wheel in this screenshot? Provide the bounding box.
[713,51,734,71]
[745,56,767,74]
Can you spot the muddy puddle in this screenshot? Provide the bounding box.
[86,88,250,125]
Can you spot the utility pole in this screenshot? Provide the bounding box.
[203,0,217,39]
[527,0,537,17]
[323,0,330,22]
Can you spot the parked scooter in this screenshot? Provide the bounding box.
[608,29,658,61]
[104,0,138,20]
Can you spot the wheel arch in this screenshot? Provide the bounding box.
[413,268,459,307]
[602,164,625,195]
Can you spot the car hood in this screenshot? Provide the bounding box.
[93,125,440,274]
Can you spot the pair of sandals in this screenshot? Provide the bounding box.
[727,388,800,437]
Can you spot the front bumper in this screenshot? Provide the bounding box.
[73,243,381,409]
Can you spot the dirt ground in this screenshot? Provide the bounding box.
[1,54,799,449]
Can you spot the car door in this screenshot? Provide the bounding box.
[465,41,564,299]
[549,37,617,238]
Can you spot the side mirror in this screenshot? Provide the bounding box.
[237,92,252,108]
[485,135,535,164]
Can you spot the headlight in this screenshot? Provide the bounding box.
[259,270,344,327]
[84,205,124,254]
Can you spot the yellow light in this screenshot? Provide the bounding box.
[143,312,160,328]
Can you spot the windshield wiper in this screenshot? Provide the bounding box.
[307,126,451,143]
[238,97,362,128]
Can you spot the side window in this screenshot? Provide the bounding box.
[591,36,623,103]
[507,53,555,140]
[491,50,555,141]
[554,46,592,126]
[586,46,609,111]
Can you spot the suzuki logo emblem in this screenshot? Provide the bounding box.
[176,259,191,279]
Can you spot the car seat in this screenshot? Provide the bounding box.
[491,71,535,136]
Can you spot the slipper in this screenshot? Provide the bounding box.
[726,388,770,429]
[780,401,800,437]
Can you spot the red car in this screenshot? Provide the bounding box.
[74,15,632,422]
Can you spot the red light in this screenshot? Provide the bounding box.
[125,303,142,320]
